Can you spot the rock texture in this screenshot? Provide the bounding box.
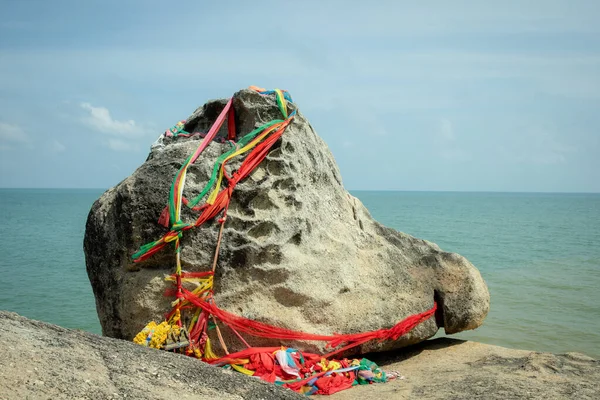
[0,311,302,400]
[2,311,597,400]
[331,338,600,400]
[84,89,490,354]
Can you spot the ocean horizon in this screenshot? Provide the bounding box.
[3,187,599,194]
[0,188,598,358]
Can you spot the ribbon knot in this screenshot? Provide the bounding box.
[171,221,190,232]
[164,230,183,243]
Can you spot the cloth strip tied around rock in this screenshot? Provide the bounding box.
[131,86,437,395]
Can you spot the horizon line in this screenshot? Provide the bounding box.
[1,187,599,195]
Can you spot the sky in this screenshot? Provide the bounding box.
[0,0,599,192]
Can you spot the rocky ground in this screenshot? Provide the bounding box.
[333,338,599,400]
[1,311,597,399]
[0,311,301,400]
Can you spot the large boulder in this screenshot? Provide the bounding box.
[84,89,490,355]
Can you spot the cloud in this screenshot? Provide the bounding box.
[521,126,576,165]
[80,103,144,137]
[279,1,600,37]
[79,103,149,152]
[51,140,66,153]
[492,121,577,166]
[107,138,139,152]
[439,118,455,141]
[0,122,28,142]
[0,122,29,150]
[434,118,470,162]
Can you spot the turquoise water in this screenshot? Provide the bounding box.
[0,189,598,357]
[356,191,600,358]
[0,189,102,334]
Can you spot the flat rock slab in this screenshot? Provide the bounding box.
[1,311,596,399]
[0,311,302,400]
[331,338,600,400]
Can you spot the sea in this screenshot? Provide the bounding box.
[0,189,598,358]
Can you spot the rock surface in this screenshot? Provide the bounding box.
[0,311,302,400]
[332,338,600,400]
[2,311,597,400]
[84,89,490,354]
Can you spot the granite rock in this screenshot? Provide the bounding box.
[84,89,490,354]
